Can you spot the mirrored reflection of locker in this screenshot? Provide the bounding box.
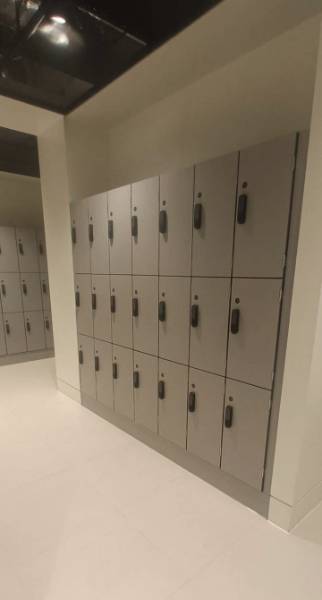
[187,369,225,466]
[3,313,27,354]
[44,311,54,349]
[94,339,113,409]
[159,167,194,276]
[70,199,90,274]
[75,273,93,337]
[108,185,131,275]
[21,273,42,312]
[36,228,48,273]
[189,277,230,376]
[0,273,23,312]
[192,152,238,276]
[92,274,111,342]
[221,379,271,490]
[132,275,158,356]
[40,273,51,311]
[0,313,6,356]
[133,352,158,433]
[158,359,188,449]
[110,275,132,348]
[113,344,134,420]
[132,176,159,275]
[158,276,190,365]
[234,134,296,278]
[24,312,46,351]
[16,228,39,273]
[78,334,95,400]
[0,227,19,272]
[227,278,282,389]
[88,193,109,274]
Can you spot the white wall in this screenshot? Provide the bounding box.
[0,171,43,227]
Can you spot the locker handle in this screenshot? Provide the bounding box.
[22,282,27,295]
[18,242,24,255]
[26,321,31,333]
[191,304,199,328]
[1,283,6,296]
[132,297,139,317]
[112,362,118,379]
[88,223,94,243]
[158,380,165,399]
[188,391,196,413]
[71,226,77,244]
[79,350,83,365]
[95,355,100,372]
[230,308,240,334]
[92,293,97,311]
[75,291,80,307]
[225,405,233,428]
[159,300,166,322]
[193,203,202,230]
[5,322,10,335]
[39,242,44,255]
[45,319,50,330]
[159,210,167,234]
[237,194,248,225]
[133,370,140,388]
[110,294,116,313]
[131,215,138,238]
[108,219,114,241]
[42,282,47,294]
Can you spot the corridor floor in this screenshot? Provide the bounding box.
[1,358,322,600]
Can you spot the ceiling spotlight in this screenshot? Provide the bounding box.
[51,15,66,25]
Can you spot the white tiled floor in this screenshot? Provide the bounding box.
[0,358,321,599]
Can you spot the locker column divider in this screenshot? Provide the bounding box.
[186,166,196,451]
[157,175,161,436]
[130,183,135,423]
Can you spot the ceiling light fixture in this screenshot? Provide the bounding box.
[51,15,66,25]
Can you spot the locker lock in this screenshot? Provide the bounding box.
[133,371,140,388]
[237,194,248,224]
[230,308,240,334]
[132,297,139,317]
[110,294,116,313]
[26,320,31,333]
[78,349,84,365]
[22,282,27,295]
[188,391,196,413]
[159,210,167,234]
[88,223,94,243]
[112,362,118,379]
[131,215,138,238]
[158,380,165,399]
[95,355,100,372]
[5,322,10,335]
[158,301,166,322]
[71,227,77,244]
[75,291,80,307]
[108,219,114,241]
[191,304,199,328]
[45,319,50,330]
[224,405,233,428]
[193,203,202,230]
[1,283,6,296]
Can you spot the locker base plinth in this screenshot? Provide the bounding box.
[0,348,54,367]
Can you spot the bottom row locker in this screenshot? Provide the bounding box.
[158,359,188,449]
[0,313,6,355]
[133,352,158,433]
[44,312,54,349]
[25,311,46,351]
[112,345,134,421]
[95,339,113,409]
[78,334,95,400]
[3,312,27,354]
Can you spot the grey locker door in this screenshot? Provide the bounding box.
[159,167,194,276]
[21,273,42,312]
[108,185,131,274]
[159,277,190,365]
[44,311,54,349]
[0,273,23,313]
[95,339,113,409]
[113,345,134,420]
[70,199,91,274]
[132,275,158,356]
[132,177,159,275]
[192,153,238,276]
[187,369,225,466]
[88,193,109,274]
[0,227,19,272]
[227,278,282,389]
[110,275,132,348]
[158,359,188,449]
[75,274,93,337]
[37,229,48,273]
[221,379,271,490]
[92,274,111,342]
[133,351,158,433]
[40,273,51,312]
[24,311,46,351]
[189,278,230,376]
[16,228,39,273]
[234,134,296,277]
[78,334,96,400]
[0,313,6,356]
[4,313,27,354]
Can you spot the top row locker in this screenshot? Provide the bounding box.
[71,194,109,275]
[0,227,19,272]
[0,227,46,273]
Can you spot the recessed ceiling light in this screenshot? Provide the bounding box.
[51,15,66,25]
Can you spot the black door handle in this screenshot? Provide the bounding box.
[158,380,165,399]
[18,242,24,255]
[132,297,139,317]
[88,223,94,243]
[75,291,80,307]
[108,219,114,241]
[188,391,196,413]
[159,210,167,234]
[230,308,240,334]
[159,300,166,322]
[237,194,248,224]
[133,371,140,388]
[45,319,50,330]
[193,203,202,229]
[110,295,116,313]
[225,405,233,428]
[42,282,47,294]
[22,282,27,295]
[131,215,138,237]
[191,304,199,328]
[1,283,6,296]
[26,321,31,333]
[39,242,44,255]
[79,349,83,364]
[95,355,100,372]
[112,362,118,379]
[5,322,10,335]
[92,293,97,310]
[71,226,77,244]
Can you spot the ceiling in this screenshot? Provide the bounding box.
[0,126,39,176]
[0,0,222,114]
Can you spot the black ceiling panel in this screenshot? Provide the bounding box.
[0,126,39,177]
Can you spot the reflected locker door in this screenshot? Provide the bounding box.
[71,199,90,274]
[132,176,159,275]
[0,227,19,272]
[108,185,131,275]
[16,228,39,273]
[94,339,113,409]
[88,193,109,274]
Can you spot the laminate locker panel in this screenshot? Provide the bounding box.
[132,176,159,275]
[234,134,296,278]
[78,334,95,400]
[189,277,230,376]
[0,273,23,313]
[71,199,90,274]
[40,273,51,311]
[44,311,54,349]
[113,345,134,420]
[21,273,42,312]
[0,313,6,356]
[158,359,188,449]
[0,227,19,272]
[192,153,238,276]
[75,274,93,337]
[132,275,158,356]
[159,276,190,365]
[110,275,132,348]
[24,311,46,351]
[88,193,109,274]
[94,339,113,409]
[16,228,39,273]
[3,313,27,354]
[36,229,48,273]
[187,369,225,466]
[108,185,131,274]
[92,274,111,342]
[227,278,282,389]
[159,167,194,276]
[221,379,271,490]
[133,352,158,433]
